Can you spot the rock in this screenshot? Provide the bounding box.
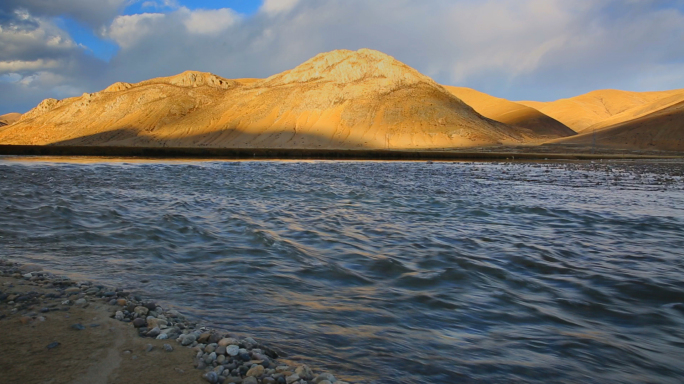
[145,344,154,352]
[132,318,146,328]
[198,332,212,343]
[181,334,197,346]
[204,344,216,353]
[295,365,314,380]
[218,337,239,347]
[241,337,257,349]
[243,377,258,384]
[46,342,60,350]
[65,287,80,294]
[71,323,86,331]
[85,287,99,295]
[19,316,32,325]
[143,301,156,310]
[226,345,239,356]
[286,374,300,384]
[263,378,276,384]
[134,306,149,316]
[115,311,124,321]
[217,354,226,364]
[74,298,87,306]
[276,377,287,384]
[246,365,264,377]
[163,344,174,352]
[116,298,127,306]
[318,381,332,384]
[216,345,227,355]
[147,327,161,337]
[313,373,336,383]
[202,371,219,384]
[156,333,169,340]
[239,352,251,361]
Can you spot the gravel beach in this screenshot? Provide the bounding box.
[0,259,349,384]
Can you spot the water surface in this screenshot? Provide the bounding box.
[1,157,684,383]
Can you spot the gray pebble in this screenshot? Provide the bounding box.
[163,344,174,352]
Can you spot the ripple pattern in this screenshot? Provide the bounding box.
[1,158,684,383]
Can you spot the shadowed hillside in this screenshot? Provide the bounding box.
[443,86,575,138]
[553,100,684,151]
[520,89,684,132]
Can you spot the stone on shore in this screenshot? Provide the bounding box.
[246,364,264,377]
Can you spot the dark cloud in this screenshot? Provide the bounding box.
[0,0,127,28]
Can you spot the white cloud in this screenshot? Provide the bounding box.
[261,0,301,15]
[182,8,240,35]
[105,13,165,48]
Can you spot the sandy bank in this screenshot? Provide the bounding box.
[0,260,349,384]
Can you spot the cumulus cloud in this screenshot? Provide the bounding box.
[2,0,684,114]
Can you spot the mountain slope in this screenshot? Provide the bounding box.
[554,100,684,151]
[519,89,684,132]
[0,49,537,150]
[0,113,21,131]
[443,86,575,138]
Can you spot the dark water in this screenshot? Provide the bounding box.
[2,157,684,384]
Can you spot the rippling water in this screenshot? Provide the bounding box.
[2,157,684,383]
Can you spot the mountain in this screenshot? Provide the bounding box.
[443,86,574,139]
[0,49,542,150]
[553,100,684,151]
[519,89,684,132]
[0,113,21,130]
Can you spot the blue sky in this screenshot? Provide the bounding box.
[2,0,684,114]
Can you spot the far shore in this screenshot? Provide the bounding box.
[0,144,682,161]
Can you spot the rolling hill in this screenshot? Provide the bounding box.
[0,49,549,150]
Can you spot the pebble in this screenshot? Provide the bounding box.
[295,365,314,380]
[46,342,60,350]
[146,327,161,337]
[146,344,154,352]
[163,344,174,352]
[156,333,169,340]
[71,323,86,331]
[115,311,124,321]
[181,334,197,346]
[246,365,264,377]
[313,373,336,383]
[243,377,258,384]
[132,318,146,328]
[134,306,149,316]
[226,345,239,356]
[286,374,300,384]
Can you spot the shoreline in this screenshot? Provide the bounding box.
[0,259,350,384]
[0,144,683,161]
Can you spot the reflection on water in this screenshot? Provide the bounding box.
[1,158,684,383]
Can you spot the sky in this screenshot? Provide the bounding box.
[2,0,684,114]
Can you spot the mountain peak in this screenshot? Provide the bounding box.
[259,49,437,90]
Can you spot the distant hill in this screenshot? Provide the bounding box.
[553,100,684,151]
[0,49,541,149]
[443,86,575,139]
[0,113,21,131]
[519,89,684,132]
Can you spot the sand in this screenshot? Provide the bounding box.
[0,49,544,150]
[0,275,200,384]
[442,86,575,139]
